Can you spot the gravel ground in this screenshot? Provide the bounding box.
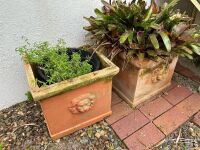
[173,72,200,93]
[0,73,199,150]
[154,122,200,150]
[0,101,127,150]
[154,73,200,150]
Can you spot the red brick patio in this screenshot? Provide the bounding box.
[106,82,200,150]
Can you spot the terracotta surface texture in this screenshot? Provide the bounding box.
[23,52,119,139]
[40,79,113,139]
[113,53,178,107]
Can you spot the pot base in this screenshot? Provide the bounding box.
[41,106,112,139]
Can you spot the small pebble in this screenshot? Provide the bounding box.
[95,132,101,138]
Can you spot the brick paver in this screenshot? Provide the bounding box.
[124,123,165,149]
[107,83,200,149]
[111,110,149,139]
[153,106,188,135]
[176,94,200,117]
[193,111,200,127]
[163,86,192,105]
[111,92,122,106]
[124,134,146,150]
[162,81,177,93]
[139,97,172,120]
[106,101,132,124]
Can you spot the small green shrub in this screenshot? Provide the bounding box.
[25,91,33,101]
[17,39,92,86]
[84,0,200,61]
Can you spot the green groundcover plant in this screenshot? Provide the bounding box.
[84,0,200,61]
[17,39,92,86]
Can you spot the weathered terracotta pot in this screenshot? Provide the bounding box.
[113,53,178,107]
[23,52,119,139]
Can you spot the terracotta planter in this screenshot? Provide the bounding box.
[113,53,178,107]
[23,52,119,139]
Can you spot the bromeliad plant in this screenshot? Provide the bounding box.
[84,0,200,61]
[17,39,92,86]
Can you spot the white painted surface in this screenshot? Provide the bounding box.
[0,0,102,110]
[0,0,153,110]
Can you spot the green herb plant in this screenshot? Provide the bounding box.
[84,0,200,61]
[17,39,92,86]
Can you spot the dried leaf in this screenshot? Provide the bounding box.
[172,22,189,37]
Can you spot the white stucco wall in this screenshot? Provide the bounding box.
[0,0,153,110]
[0,0,103,110]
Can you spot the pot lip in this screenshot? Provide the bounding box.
[23,51,119,101]
[119,52,178,69]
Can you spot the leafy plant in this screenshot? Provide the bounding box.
[17,39,92,86]
[84,0,200,61]
[25,91,33,101]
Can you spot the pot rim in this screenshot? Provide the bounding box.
[119,52,178,69]
[23,52,119,101]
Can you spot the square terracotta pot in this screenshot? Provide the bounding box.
[23,52,119,139]
[113,53,178,107]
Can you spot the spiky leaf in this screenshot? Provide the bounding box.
[128,31,134,44]
[159,31,171,52]
[190,44,200,55]
[179,46,193,55]
[119,32,129,44]
[149,34,159,49]
[144,1,153,22]
[184,53,193,59]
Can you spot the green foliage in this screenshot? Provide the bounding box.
[25,147,32,150]
[25,91,33,101]
[17,39,92,86]
[84,0,200,61]
[0,143,3,150]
